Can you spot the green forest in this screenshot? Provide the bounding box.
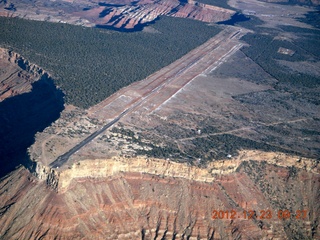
[0,16,221,108]
[236,14,320,90]
[240,31,320,89]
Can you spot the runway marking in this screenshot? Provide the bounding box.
[49,26,249,168]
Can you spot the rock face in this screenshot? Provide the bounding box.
[0,152,319,239]
[0,48,44,101]
[77,0,235,30]
[0,48,64,178]
[0,0,235,30]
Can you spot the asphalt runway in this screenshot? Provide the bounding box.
[50,27,245,168]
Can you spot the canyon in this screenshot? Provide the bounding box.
[0,48,64,178]
[0,0,235,30]
[1,27,319,238]
[0,0,319,239]
[1,151,319,239]
[0,48,44,101]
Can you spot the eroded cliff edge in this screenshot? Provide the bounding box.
[1,2,319,237]
[0,47,64,178]
[1,151,319,239]
[0,47,46,101]
[35,150,319,192]
[0,0,235,30]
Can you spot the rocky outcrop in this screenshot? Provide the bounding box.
[7,51,44,77]
[0,48,64,179]
[34,162,60,190]
[0,0,235,30]
[37,150,318,192]
[0,151,319,239]
[0,48,47,101]
[77,0,235,29]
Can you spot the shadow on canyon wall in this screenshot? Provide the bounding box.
[96,16,160,32]
[0,75,64,178]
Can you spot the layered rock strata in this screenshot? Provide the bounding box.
[0,150,319,239]
[0,0,235,30]
[0,48,48,101]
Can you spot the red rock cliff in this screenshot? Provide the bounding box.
[0,151,319,239]
[0,48,47,101]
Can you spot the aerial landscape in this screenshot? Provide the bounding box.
[0,0,319,239]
